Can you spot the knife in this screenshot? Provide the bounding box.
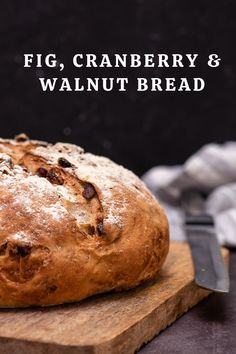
[181,190,230,293]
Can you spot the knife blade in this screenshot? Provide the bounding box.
[181,190,229,293]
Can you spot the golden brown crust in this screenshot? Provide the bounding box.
[0,136,169,307]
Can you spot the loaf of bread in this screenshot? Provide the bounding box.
[0,134,169,307]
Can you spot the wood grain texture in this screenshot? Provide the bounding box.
[0,242,229,354]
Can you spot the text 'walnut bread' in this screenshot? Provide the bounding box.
[0,134,169,307]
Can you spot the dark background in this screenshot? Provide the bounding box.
[0,0,235,175]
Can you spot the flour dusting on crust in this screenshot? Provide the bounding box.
[0,166,69,224]
[0,140,155,232]
[34,142,153,228]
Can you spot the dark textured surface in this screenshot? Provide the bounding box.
[139,250,236,354]
[0,1,235,175]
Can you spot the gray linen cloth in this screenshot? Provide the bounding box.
[142,142,236,247]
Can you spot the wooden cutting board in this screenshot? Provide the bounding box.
[0,242,229,354]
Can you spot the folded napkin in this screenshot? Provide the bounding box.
[142,142,236,247]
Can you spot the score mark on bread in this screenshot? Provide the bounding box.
[0,135,169,307]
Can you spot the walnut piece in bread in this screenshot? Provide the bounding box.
[0,135,169,307]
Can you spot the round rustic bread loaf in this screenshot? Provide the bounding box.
[0,134,169,307]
